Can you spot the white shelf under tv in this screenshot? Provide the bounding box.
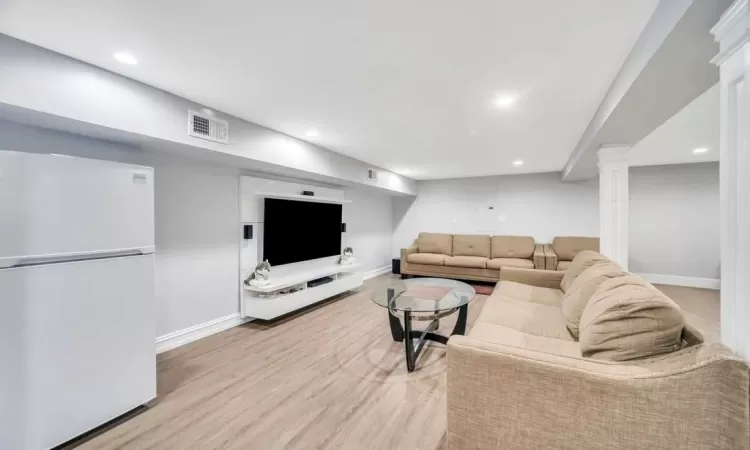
[242,263,362,320]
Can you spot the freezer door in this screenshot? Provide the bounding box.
[0,255,156,450]
[0,151,154,267]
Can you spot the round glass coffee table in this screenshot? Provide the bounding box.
[371,278,475,372]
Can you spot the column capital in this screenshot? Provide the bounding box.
[710,0,749,66]
[597,145,629,167]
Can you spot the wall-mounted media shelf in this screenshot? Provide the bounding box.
[242,263,362,319]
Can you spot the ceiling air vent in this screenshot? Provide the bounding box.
[188,110,229,144]
[366,168,378,182]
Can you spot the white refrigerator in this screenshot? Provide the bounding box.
[0,151,157,450]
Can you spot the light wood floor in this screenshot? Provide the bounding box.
[71,274,719,450]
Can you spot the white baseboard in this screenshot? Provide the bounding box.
[635,273,720,290]
[364,265,391,280]
[156,313,249,354]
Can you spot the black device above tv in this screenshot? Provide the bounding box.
[263,198,343,266]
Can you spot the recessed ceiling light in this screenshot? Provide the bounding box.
[305,129,318,138]
[113,51,138,65]
[494,94,516,109]
[512,160,524,166]
[693,147,709,154]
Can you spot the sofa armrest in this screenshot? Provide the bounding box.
[543,243,558,270]
[447,336,749,450]
[499,267,563,289]
[682,323,704,345]
[400,243,418,271]
[532,244,546,269]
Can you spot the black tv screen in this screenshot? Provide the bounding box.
[263,198,343,266]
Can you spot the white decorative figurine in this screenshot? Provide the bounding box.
[245,260,272,287]
[339,247,356,265]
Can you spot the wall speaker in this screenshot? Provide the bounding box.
[243,224,253,240]
[341,223,347,232]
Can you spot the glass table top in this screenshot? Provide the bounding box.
[371,277,476,312]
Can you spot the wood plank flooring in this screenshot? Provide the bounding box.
[70,275,719,450]
[73,275,486,450]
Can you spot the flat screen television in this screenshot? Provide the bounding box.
[263,198,343,266]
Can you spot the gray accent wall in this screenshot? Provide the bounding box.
[629,162,719,279]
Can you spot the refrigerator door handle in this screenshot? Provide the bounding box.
[0,246,155,269]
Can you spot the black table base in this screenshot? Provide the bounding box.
[388,305,468,372]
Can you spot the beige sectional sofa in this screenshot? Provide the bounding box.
[447,251,749,450]
[401,233,545,282]
[544,235,600,270]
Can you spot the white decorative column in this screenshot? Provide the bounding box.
[597,146,629,269]
[711,0,750,360]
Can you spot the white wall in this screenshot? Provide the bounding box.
[342,188,393,272]
[629,163,719,279]
[392,167,720,280]
[392,172,599,256]
[152,163,239,336]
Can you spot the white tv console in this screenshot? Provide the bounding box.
[242,262,362,320]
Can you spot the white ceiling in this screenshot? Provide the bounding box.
[0,0,658,180]
[629,83,719,167]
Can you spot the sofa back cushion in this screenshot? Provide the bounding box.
[579,275,685,361]
[552,236,600,261]
[453,234,491,258]
[491,236,535,259]
[560,250,609,292]
[417,232,453,255]
[561,261,629,339]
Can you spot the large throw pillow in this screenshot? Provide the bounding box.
[561,261,628,339]
[579,276,685,361]
[559,250,609,292]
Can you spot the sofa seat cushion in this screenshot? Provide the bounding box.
[477,297,574,341]
[406,253,446,266]
[560,250,610,292]
[403,264,499,281]
[561,261,629,339]
[467,322,581,357]
[417,232,453,255]
[486,258,534,270]
[579,275,685,361]
[444,256,488,269]
[556,260,571,271]
[494,280,563,306]
[491,235,535,259]
[453,234,491,258]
